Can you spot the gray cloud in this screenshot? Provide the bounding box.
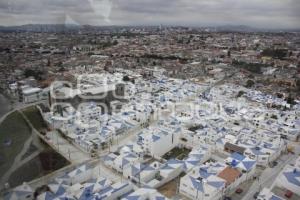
[0,0,299,29]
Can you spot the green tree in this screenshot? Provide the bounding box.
[237,91,245,98]
[245,80,255,88]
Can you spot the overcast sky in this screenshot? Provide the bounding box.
[0,0,299,29]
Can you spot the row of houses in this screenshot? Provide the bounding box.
[180,152,256,200]
[100,114,259,200]
[42,71,207,153]
[98,76,300,199]
[4,163,170,200]
[6,77,49,103]
[14,69,298,200]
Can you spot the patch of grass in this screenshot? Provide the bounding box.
[8,148,70,188]
[163,147,191,160]
[21,143,38,160]
[22,106,47,131]
[0,111,32,176]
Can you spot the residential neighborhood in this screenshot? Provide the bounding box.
[0,1,300,200]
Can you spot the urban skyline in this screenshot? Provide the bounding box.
[0,0,299,29]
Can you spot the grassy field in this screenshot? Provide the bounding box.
[163,147,191,160]
[0,107,70,188]
[8,147,70,188]
[0,111,32,177]
[22,106,47,131]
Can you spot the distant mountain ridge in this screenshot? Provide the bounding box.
[0,24,299,33]
[208,25,300,33]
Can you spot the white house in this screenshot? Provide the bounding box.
[137,125,180,158]
[123,162,159,185]
[275,164,300,196]
[256,188,283,200]
[122,187,170,200]
[22,87,43,103]
[4,183,33,200]
[180,162,227,200]
[95,182,133,200]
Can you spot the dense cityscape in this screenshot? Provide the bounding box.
[0,1,300,200]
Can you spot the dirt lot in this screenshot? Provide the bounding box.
[158,179,179,198]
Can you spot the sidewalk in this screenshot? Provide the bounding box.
[46,130,91,164]
[241,154,297,200]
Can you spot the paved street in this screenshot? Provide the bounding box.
[46,130,91,163]
[93,162,122,183]
[241,154,297,200]
[19,110,90,164]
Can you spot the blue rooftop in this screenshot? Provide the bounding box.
[242,160,256,171]
[250,147,265,156]
[124,195,140,200]
[283,169,300,186]
[207,181,225,189]
[270,195,282,200]
[190,177,203,192]
[231,152,245,161]
[152,135,161,142]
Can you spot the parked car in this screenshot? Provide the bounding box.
[285,190,293,198]
[253,191,259,199]
[235,188,243,194]
[270,161,278,168]
[44,135,50,140]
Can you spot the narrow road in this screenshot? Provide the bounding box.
[18,110,86,164]
[95,162,122,183]
[242,154,297,200]
[46,130,90,163]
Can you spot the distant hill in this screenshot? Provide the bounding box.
[215,25,260,32]
[0,24,299,33]
[207,25,300,33]
[0,24,82,33]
